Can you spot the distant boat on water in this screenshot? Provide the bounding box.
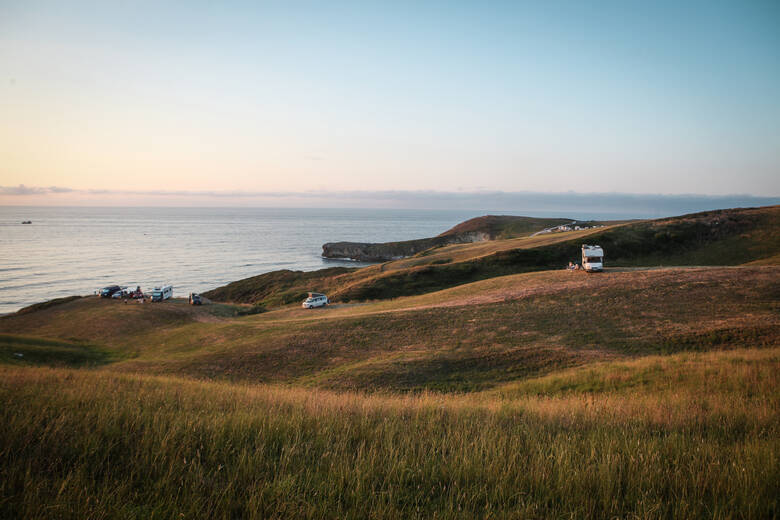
[21,220,32,224]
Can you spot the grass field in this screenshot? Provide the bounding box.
[1,207,779,518]
[1,347,777,519]
[2,267,777,391]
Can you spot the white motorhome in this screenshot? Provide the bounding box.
[302,292,329,309]
[581,244,604,272]
[150,285,173,302]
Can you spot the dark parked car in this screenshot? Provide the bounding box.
[100,285,122,298]
[189,293,202,305]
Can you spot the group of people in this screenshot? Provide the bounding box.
[567,261,582,270]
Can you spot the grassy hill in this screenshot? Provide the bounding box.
[207,205,780,307]
[438,214,582,238]
[321,215,575,261]
[1,207,778,518]
[2,346,777,519]
[204,226,600,306]
[0,264,778,518]
[2,266,777,391]
[201,267,354,309]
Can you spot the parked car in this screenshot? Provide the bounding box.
[189,293,202,305]
[111,287,128,299]
[100,285,121,298]
[302,292,329,309]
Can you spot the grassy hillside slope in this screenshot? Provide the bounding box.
[1,260,778,518]
[206,206,780,307]
[204,225,609,306]
[321,215,575,262]
[332,206,780,302]
[2,267,777,392]
[1,346,777,519]
[201,267,355,309]
[438,214,579,238]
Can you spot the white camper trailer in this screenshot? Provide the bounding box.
[150,285,173,302]
[581,245,604,272]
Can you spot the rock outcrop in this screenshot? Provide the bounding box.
[322,233,488,262]
[321,215,575,262]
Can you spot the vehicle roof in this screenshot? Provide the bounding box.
[307,292,326,297]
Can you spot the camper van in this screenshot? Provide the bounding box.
[150,285,173,302]
[302,292,329,309]
[581,245,604,272]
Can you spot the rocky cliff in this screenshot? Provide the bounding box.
[322,232,489,262]
[321,215,573,261]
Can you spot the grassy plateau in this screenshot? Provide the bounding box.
[1,205,778,518]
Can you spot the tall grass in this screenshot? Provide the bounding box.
[2,348,777,519]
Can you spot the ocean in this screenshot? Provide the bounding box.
[0,207,481,314]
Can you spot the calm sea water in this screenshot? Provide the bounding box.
[0,207,481,314]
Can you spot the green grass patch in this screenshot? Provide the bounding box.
[0,334,115,367]
[496,348,780,398]
[206,303,267,318]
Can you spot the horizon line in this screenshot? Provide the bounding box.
[2,185,779,200]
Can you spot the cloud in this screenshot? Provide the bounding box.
[1,185,777,217]
[0,184,48,195]
[0,184,74,195]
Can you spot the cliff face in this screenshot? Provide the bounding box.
[321,215,574,262]
[322,232,489,262]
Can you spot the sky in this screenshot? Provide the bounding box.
[0,0,779,206]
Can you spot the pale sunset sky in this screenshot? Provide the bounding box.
[0,1,778,206]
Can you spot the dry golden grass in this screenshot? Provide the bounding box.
[1,266,777,394]
[2,207,778,517]
[1,347,777,518]
[379,225,621,271]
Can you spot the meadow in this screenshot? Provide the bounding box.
[1,347,778,519]
[1,206,778,518]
